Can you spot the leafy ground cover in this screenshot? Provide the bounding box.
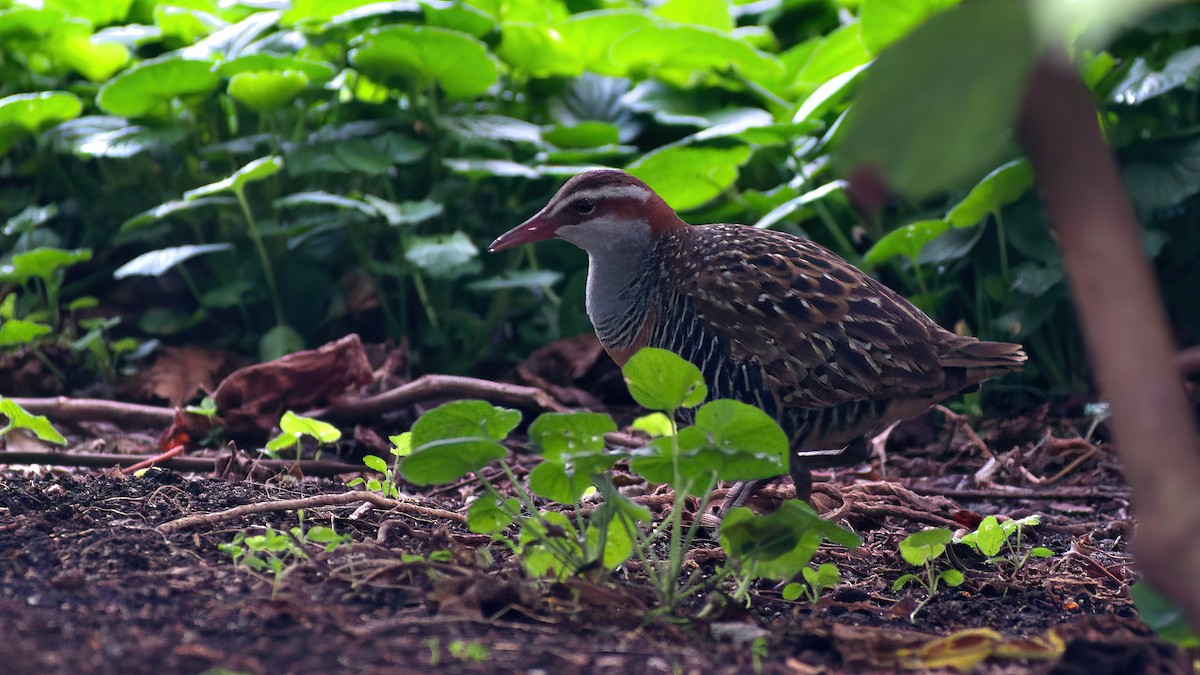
[0,334,1193,673]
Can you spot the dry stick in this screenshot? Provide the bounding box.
[1019,56,1200,626]
[309,374,570,422]
[0,451,363,476]
[8,397,176,427]
[157,491,466,533]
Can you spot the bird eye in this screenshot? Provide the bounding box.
[573,198,595,215]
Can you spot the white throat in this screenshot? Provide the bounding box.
[556,217,653,338]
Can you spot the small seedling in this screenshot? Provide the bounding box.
[447,640,490,663]
[893,528,964,622]
[0,397,67,445]
[956,514,1053,577]
[218,509,350,597]
[782,563,842,606]
[264,411,341,460]
[348,432,410,498]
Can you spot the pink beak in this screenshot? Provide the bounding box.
[487,212,558,253]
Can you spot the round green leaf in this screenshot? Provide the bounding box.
[184,155,283,200]
[622,347,707,413]
[0,319,53,347]
[113,243,234,278]
[401,401,520,486]
[899,527,953,566]
[0,247,91,283]
[863,219,950,267]
[497,22,582,78]
[404,232,479,279]
[467,495,518,534]
[946,158,1034,227]
[610,24,783,89]
[554,10,654,75]
[628,144,752,211]
[528,411,616,461]
[837,1,1037,200]
[97,56,220,118]
[350,25,498,99]
[217,54,337,83]
[228,70,310,111]
[0,91,82,132]
[860,0,960,54]
[45,33,131,82]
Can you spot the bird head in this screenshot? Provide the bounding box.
[488,169,686,255]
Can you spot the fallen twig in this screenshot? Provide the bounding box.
[157,491,466,533]
[310,374,571,422]
[0,450,364,475]
[8,397,175,427]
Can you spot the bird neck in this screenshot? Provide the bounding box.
[585,243,657,351]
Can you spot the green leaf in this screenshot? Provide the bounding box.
[947,159,1034,228]
[860,0,960,54]
[813,562,841,588]
[973,515,1005,557]
[631,412,674,438]
[621,347,707,413]
[791,23,871,94]
[528,461,590,503]
[837,1,1037,200]
[627,144,752,211]
[112,244,234,279]
[0,319,53,347]
[863,219,950,267]
[0,398,67,444]
[422,0,497,38]
[555,10,655,75]
[274,191,377,217]
[120,197,236,232]
[781,582,803,601]
[720,501,860,580]
[467,494,518,534]
[0,247,91,283]
[610,24,783,89]
[528,412,616,461]
[899,528,953,566]
[45,32,131,81]
[940,569,964,586]
[1131,578,1200,648]
[542,121,620,149]
[404,231,479,279]
[362,454,389,473]
[364,196,444,226]
[892,573,919,591]
[259,324,305,361]
[1030,547,1054,558]
[0,91,82,132]
[350,25,498,99]
[227,70,310,111]
[184,155,283,200]
[97,56,220,118]
[467,270,562,292]
[400,400,520,485]
[653,0,732,32]
[154,5,226,43]
[390,432,412,457]
[279,410,342,444]
[217,54,337,83]
[677,399,789,482]
[497,21,582,78]
[43,0,134,26]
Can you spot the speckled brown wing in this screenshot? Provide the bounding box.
[656,224,960,410]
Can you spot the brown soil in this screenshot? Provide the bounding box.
[0,399,1190,675]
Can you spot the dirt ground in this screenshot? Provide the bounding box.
[0,337,1193,674]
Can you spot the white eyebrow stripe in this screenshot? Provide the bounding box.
[546,184,653,218]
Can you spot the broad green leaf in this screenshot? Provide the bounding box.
[3,204,57,236]
[422,0,497,38]
[259,324,305,361]
[281,0,393,26]
[362,454,389,473]
[754,181,846,230]
[497,21,582,78]
[364,197,444,226]
[837,1,1037,200]
[121,197,236,232]
[791,23,871,94]
[442,158,544,179]
[0,7,64,40]
[97,56,220,118]
[274,191,376,216]
[1111,47,1200,106]
[628,144,752,211]
[44,33,131,82]
[113,243,234,278]
[860,0,960,54]
[543,121,620,148]
[623,80,773,128]
[940,569,964,586]
[631,412,674,437]
[404,231,479,279]
[467,270,561,292]
[0,398,67,444]
[50,116,185,159]
[610,24,783,89]
[155,5,226,43]
[972,515,1005,557]
[517,510,580,578]
[43,0,133,26]
[720,501,860,580]
[0,92,82,132]
[899,527,953,566]
[227,70,310,111]
[622,347,707,412]
[0,319,53,347]
[528,412,616,461]
[350,25,498,99]
[653,0,732,32]
[1131,579,1200,648]
[279,410,342,443]
[184,155,283,200]
[588,515,635,570]
[0,247,92,283]
[863,219,949,267]
[684,399,789,478]
[947,159,1034,227]
[400,400,520,485]
[467,494,518,534]
[793,65,867,124]
[528,461,593,503]
[441,114,543,146]
[555,10,655,75]
[217,54,337,83]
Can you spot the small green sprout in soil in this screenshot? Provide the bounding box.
[893,527,964,622]
[219,509,350,598]
[264,410,342,460]
[956,514,1053,578]
[0,397,67,445]
[348,432,410,498]
[782,563,842,606]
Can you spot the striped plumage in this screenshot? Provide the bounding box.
[490,169,1026,494]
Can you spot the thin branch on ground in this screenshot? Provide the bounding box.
[158,491,466,533]
[0,451,364,476]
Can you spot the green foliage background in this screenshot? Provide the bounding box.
[1,0,1198,395]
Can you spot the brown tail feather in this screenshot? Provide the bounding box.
[940,337,1027,389]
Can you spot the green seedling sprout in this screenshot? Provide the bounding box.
[893,527,964,622]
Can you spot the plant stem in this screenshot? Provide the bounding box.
[233,186,287,327]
